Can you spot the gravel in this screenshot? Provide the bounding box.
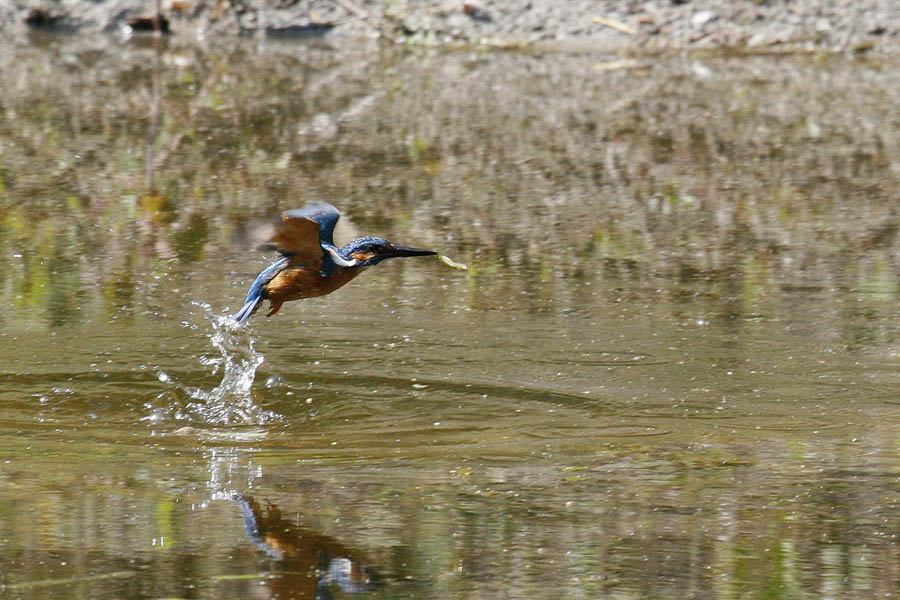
[5,0,900,52]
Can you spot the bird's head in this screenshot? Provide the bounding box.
[331,236,436,267]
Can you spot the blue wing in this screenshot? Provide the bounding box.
[281,202,340,247]
[261,202,341,272]
[232,257,290,324]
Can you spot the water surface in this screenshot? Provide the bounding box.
[1,33,899,599]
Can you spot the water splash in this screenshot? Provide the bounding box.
[164,302,282,425]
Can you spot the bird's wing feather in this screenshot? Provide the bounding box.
[262,202,342,269]
[283,202,341,247]
[232,256,290,323]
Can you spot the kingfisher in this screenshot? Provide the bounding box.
[232,202,436,324]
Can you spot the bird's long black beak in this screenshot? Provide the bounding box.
[386,244,437,258]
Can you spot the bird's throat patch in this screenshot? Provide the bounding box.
[350,251,376,262]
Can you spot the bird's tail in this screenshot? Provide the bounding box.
[232,292,263,324]
[232,257,289,325]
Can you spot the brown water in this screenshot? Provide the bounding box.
[1,32,899,599]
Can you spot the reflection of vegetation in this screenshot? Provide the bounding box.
[0,36,897,332]
[3,434,897,598]
[103,258,136,313]
[172,212,209,262]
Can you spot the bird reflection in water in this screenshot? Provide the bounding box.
[232,493,378,598]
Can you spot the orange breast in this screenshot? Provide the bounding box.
[263,266,363,303]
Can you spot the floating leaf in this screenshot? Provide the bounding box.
[437,254,468,270]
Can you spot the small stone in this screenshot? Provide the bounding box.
[815,18,831,33]
[747,32,768,47]
[691,11,716,27]
[691,61,712,79]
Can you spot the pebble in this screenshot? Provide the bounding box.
[692,11,717,28]
[7,0,900,51]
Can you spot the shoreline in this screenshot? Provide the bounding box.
[7,0,899,53]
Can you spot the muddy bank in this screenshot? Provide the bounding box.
[6,0,900,52]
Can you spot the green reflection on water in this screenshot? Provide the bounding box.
[0,32,898,600]
[1,36,898,328]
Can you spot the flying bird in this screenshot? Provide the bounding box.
[232,202,436,323]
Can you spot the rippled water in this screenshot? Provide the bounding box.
[1,33,899,599]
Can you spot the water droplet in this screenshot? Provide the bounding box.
[265,375,285,388]
[140,410,168,424]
